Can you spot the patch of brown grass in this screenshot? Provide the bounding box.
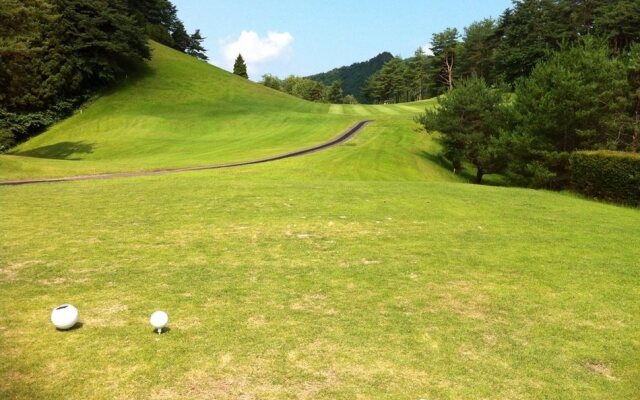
[586,361,616,380]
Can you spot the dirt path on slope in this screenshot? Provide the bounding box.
[0,120,372,186]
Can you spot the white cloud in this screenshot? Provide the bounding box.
[421,44,434,56]
[221,30,294,78]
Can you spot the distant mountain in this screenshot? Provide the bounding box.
[306,52,394,103]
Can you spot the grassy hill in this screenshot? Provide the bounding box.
[1,42,639,399]
[0,43,438,181]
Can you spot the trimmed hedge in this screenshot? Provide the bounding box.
[570,151,640,206]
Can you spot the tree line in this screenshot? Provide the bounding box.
[0,0,207,151]
[365,0,640,103]
[344,0,640,190]
[259,74,355,104]
[418,38,640,189]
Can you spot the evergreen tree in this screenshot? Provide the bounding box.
[507,39,632,187]
[1,0,150,149]
[233,54,249,78]
[409,48,429,100]
[187,29,208,61]
[327,81,343,104]
[458,19,498,83]
[429,28,459,93]
[171,20,190,52]
[494,0,571,84]
[593,0,640,53]
[417,77,507,183]
[364,57,409,103]
[627,44,640,152]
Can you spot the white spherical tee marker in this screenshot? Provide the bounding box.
[150,311,168,334]
[51,304,79,330]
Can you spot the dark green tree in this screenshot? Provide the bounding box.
[507,39,632,187]
[233,54,248,78]
[458,19,499,83]
[409,47,429,100]
[364,57,409,103]
[627,44,640,152]
[429,28,459,92]
[0,0,150,149]
[494,0,570,83]
[327,81,343,104]
[171,20,190,52]
[593,0,640,53]
[48,0,150,95]
[417,77,507,183]
[186,29,208,61]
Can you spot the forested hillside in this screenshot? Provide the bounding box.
[0,0,206,151]
[365,0,640,102]
[305,52,394,103]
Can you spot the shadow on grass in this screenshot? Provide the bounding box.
[13,142,95,160]
[152,327,171,335]
[415,149,511,187]
[99,60,155,97]
[56,322,84,332]
[416,150,459,174]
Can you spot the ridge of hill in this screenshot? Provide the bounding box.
[306,52,394,103]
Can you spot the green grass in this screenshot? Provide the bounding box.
[0,42,429,181]
[1,42,639,399]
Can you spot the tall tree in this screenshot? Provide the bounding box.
[429,28,459,92]
[233,54,248,78]
[364,57,409,103]
[187,29,208,61]
[0,0,57,111]
[507,38,632,187]
[417,77,507,183]
[409,47,429,100]
[593,0,640,53]
[327,81,343,104]
[628,44,640,152]
[494,0,570,83]
[170,20,190,52]
[1,0,150,149]
[458,19,499,83]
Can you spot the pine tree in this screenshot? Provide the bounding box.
[171,21,190,52]
[233,54,248,78]
[186,29,208,61]
[327,81,343,103]
[429,28,459,92]
[409,47,429,100]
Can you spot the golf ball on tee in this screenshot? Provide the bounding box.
[150,311,168,331]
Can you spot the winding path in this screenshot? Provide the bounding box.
[0,120,372,186]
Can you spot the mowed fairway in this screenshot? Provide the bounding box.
[1,44,639,399]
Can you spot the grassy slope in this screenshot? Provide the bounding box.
[0,42,359,180]
[1,43,639,400]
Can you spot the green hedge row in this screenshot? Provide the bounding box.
[570,151,640,206]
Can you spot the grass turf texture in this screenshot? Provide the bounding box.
[1,43,639,399]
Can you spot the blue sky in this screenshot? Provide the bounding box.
[172,0,513,80]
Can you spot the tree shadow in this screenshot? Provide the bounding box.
[416,150,459,174]
[415,150,510,186]
[13,141,95,160]
[99,61,156,97]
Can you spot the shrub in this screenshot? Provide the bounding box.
[570,151,640,206]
